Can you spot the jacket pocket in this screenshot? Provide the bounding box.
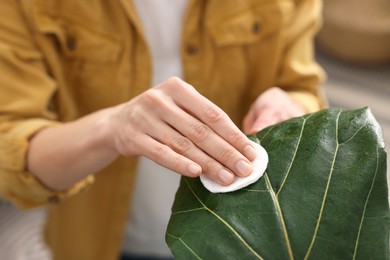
[33,12,120,63]
[207,0,294,47]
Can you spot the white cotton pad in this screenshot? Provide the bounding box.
[200,140,268,193]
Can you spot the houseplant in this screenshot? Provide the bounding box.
[166,107,389,259]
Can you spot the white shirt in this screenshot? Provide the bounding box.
[0,201,51,260]
[122,0,188,257]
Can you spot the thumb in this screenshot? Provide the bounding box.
[247,117,273,134]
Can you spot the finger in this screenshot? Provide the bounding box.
[147,122,236,185]
[248,107,303,134]
[146,124,234,185]
[140,135,202,178]
[242,109,256,135]
[248,116,275,134]
[154,102,254,179]
[289,105,306,118]
[168,80,256,162]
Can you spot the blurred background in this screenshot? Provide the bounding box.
[315,0,390,203]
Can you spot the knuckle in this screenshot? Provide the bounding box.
[150,145,169,162]
[161,77,195,94]
[264,86,282,97]
[204,105,224,123]
[219,148,237,162]
[201,159,216,173]
[142,89,163,106]
[230,130,245,145]
[165,76,184,89]
[152,89,165,101]
[172,155,184,173]
[126,106,144,125]
[167,76,182,84]
[191,124,209,142]
[172,136,192,153]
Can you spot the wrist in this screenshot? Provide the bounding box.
[91,106,121,160]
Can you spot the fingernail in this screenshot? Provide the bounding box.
[244,145,257,161]
[218,169,234,185]
[236,160,252,177]
[188,164,201,176]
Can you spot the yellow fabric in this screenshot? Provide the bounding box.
[0,0,327,259]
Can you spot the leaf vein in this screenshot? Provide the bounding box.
[265,173,294,260]
[172,207,206,215]
[352,147,380,259]
[243,189,269,193]
[339,123,367,145]
[277,116,310,196]
[304,110,342,259]
[184,179,263,259]
[166,233,202,259]
[257,125,276,143]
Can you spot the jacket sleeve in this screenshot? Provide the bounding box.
[276,0,328,112]
[0,0,93,209]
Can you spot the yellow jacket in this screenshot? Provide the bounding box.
[0,0,326,259]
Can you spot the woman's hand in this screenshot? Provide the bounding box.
[108,77,257,186]
[243,87,306,135]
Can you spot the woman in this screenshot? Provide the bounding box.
[0,0,326,259]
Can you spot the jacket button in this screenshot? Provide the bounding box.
[48,195,60,204]
[186,44,198,55]
[66,37,77,51]
[252,22,262,34]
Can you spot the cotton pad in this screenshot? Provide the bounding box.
[200,140,268,193]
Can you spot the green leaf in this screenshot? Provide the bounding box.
[166,107,389,259]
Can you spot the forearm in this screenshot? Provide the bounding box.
[27,107,119,191]
[28,78,258,191]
